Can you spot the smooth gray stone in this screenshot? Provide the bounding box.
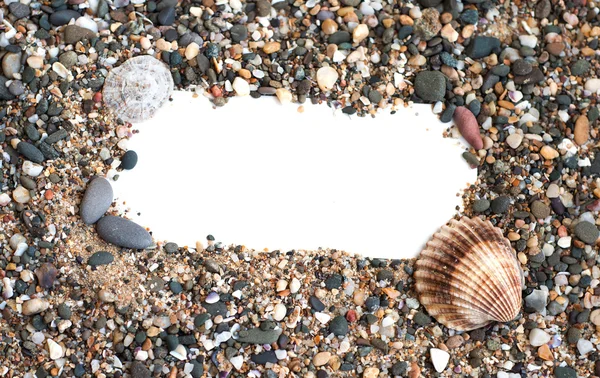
[96,216,152,249]
[80,177,113,224]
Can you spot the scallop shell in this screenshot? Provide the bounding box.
[103,55,173,123]
[414,216,523,331]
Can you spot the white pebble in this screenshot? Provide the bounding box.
[47,339,64,360]
[519,35,538,48]
[506,133,523,149]
[557,236,572,248]
[586,78,600,93]
[273,303,287,321]
[314,312,331,324]
[430,348,450,372]
[170,344,187,360]
[289,277,301,293]
[577,339,594,355]
[230,355,244,370]
[529,328,551,347]
[232,77,250,96]
[22,161,43,177]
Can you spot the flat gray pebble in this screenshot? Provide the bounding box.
[96,216,152,249]
[80,177,113,225]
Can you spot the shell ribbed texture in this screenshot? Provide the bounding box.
[414,217,523,331]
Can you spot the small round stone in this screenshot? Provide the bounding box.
[120,150,138,170]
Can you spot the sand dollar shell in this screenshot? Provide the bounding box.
[414,216,523,331]
[103,55,173,123]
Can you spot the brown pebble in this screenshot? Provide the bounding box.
[321,19,338,35]
[538,344,554,361]
[546,42,565,56]
[409,362,421,378]
[263,41,281,54]
[35,263,58,289]
[453,106,483,150]
[574,115,590,145]
[446,335,464,349]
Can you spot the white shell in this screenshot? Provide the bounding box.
[103,55,173,123]
[414,216,523,331]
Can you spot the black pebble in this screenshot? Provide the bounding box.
[120,150,138,170]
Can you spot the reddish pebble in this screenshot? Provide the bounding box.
[211,85,222,97]
[453,106,483,150]
[557,225,568,237]
[93,92,102,102]
[44,190,54,200]
[345,309,357,322]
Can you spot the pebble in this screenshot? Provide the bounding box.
[232,77,250,96]
[80,177,114,225]
[2,52,21,79]
[329,315,349,336]
[414,71,446,102]
[313,351,331,366]
[506,133,523,149]
[573,221,599,245]
[540,146,559,160]
[237,328,281,344]
[530,200,550,219]
[453,107,483,150]
[120,150,138,170]
[466,36,500,58]
[353,24,369,43]
[273,303,286,321]
[17,142,44,163]
[473,199,490,213]
[362,367,380,378]
[88,251,114,266]
[430,348,450,372]
[529,328,551,347]
[185,43,200,60]
[22,161,43,177]
[130,361,151,378]
[525,289,548,313]
[316,67,339,92]
[576,339,594,355]
[12,186,31,203]
[276,88,292,103]
[47,339,64,360]
[49,10,81,26]
[64,25,96,44]
[574,115,590,145]
[96,216,153,249]
[554,366,577,378]
[9,2,30,19]
[22,298,50,315]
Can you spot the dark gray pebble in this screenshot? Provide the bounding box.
[329,315,348,336]
[465,36,500,59]
[120,150,138,170]
[9,2,30,19]
[17,142,44,163]
[129,361,151,378]
[490,196,510,214]
[88,251,114,266]
[80,177,113,225]
[574,221,599,245]
[414,71,446,102]
[230,25,248,43]
[96,215,153,249]
[237,328,281,344]
[49,10,81,26]
[158,7,175,25]
[251,350,277,365]
[554,366,577,378]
